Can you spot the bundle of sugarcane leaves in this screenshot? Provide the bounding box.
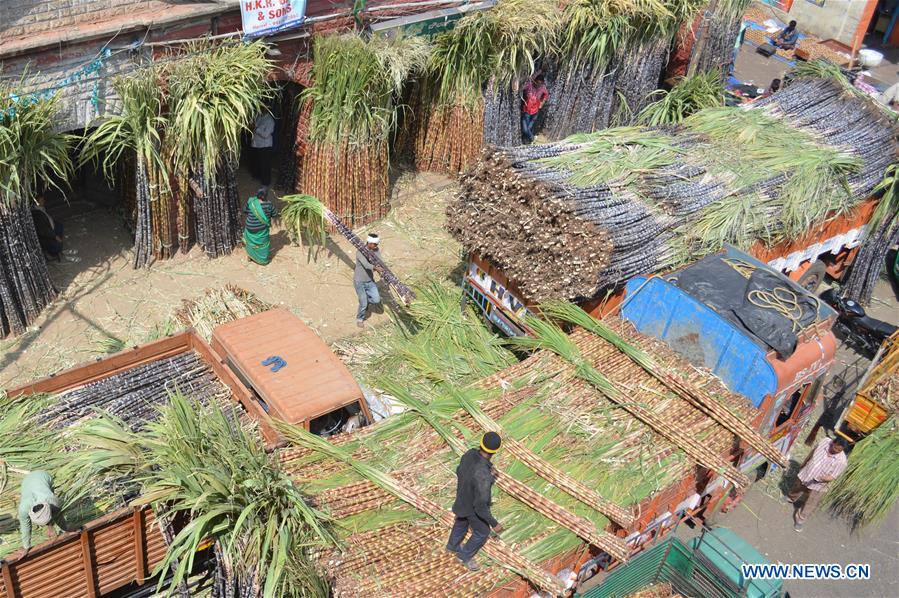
[825,418,899,530]
[68,392,337,597]
[447,76,899,304]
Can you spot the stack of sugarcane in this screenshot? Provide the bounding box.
[36,351,231,431]
[446,149,614,302]
[686,0,751,76]
[82,67,172,267]
[0,84,72,337]
[543,0,703,140]
[447,74,899,303]
[172,285,272,341]
[480,0,559,148]
[843,163,899,305]
[82,42,272,263]
[166,42,273,258]
[299,34,429,228]
[275,283,762,596]
[69,394,337,597]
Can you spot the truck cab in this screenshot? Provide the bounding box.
[211,308,373,438]
[620,246,837,477]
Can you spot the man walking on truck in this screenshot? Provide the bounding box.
[18,470,67,555]
[447,432,504,571]
[786,436,848,532]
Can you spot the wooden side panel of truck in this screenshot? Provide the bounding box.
[0,508,165,598]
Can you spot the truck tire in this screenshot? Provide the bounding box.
[798,260,826,292]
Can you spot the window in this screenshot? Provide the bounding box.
[775,383,808,428]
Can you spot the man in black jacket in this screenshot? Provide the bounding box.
[446,432,503,571]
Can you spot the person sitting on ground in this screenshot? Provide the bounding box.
[521,73,549,144]
[243,187,278,265]
[354,234,382,327]
[759,78,781,99]
[30,195,65,261]
[18,470,68,556]
[772,20,799,50]
[786,436,848,532]
[446,432,503,571]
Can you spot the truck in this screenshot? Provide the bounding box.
[484,247,834,596]
[465,199,876,340]
[304,247,836,597]
[0,308,372,598]
[580,526,784,598]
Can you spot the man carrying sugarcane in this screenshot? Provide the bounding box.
[785,436,847,532]
[446,432,503,571]
[355,234,382,327]
[18,470,67,556]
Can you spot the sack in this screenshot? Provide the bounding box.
[757,43,776,58]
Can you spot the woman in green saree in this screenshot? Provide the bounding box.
[243,187,278,265]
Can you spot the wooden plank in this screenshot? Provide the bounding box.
[133,509,146,585]
[80,531,97,598]
[5,333,192,396]
[1,562,15,598]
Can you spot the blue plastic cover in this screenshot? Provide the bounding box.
[621,276,777,408]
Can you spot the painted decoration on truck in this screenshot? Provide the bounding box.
[467,262,529,318]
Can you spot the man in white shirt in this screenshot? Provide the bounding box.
[249,112,275,185]
[786,436,848,532]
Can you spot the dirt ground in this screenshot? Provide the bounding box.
[0,168,463,388]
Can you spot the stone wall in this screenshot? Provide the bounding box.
[0,1,153,38]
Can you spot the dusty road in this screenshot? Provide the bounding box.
[0,170,462,388]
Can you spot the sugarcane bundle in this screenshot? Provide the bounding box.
[69,395,338,597]
[167,41,273,258]
[544,302,787,467]
[403,78,485,173]
[172,285,272,340]
[637,71,725,126]
[300,34,429,228]
[446,149,614,302]
[401,7,494,173]
[0,83,72,338]
[514,317,750,488]
[281,194,416,304]
[36,351,232,431]
[824,418,899,529]
[480,0,560,148]
[448,76,899,303]
[686,0,750,76]
[543,0,703,139]
[82,67,171,268]
[843,163,899,305]
[277,422,568,597]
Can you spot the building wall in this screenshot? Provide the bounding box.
[772,0,869,46]
[0,0,154,38]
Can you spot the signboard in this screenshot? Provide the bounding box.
[241,0,307,38]
[370,2,495,39]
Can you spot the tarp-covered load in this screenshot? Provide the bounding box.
[447,77,899,303]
